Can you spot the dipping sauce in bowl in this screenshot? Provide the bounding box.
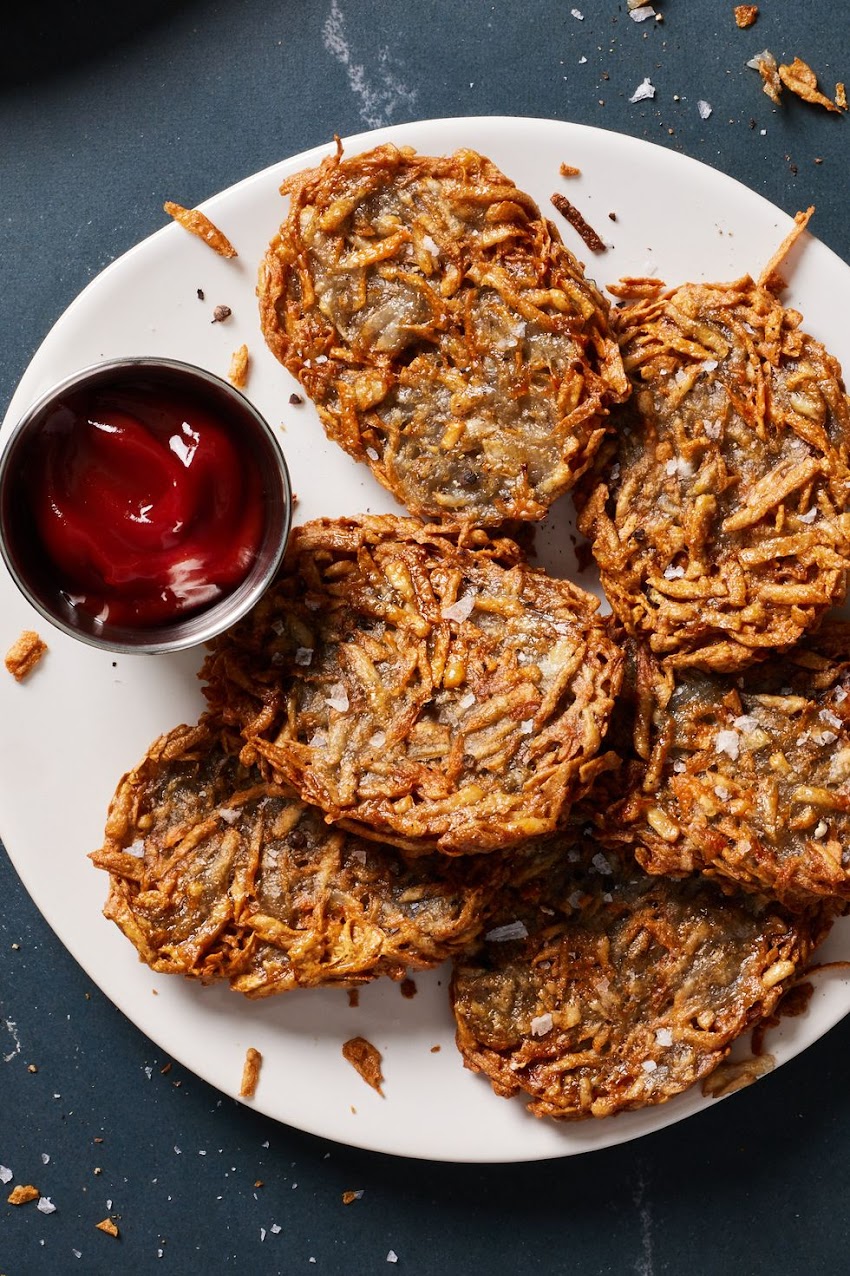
[0,358,292,653]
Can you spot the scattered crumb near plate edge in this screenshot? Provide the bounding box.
[5,630,47,682]
[211,304,232,324]
[430,1044,441,1054]
[400,977,417,1000]
[7,1184,39,1205]
[228,344,249,389]
[95,1217,120,1238]
[559,161,581,177]
[342,1036,384,1096]
[162,201,238,258]
[347,988,360,1008]
[702,1052,775,1099]
[550,192,607,253]
[240,1046,263,1099]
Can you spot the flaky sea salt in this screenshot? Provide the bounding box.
[485,920,529,942]
[592,852,613,875]
[814,821,829,840]
[663,564,685,580]
[629,77,656,103]
[571,7,584,17]
[697,100,713,119]
[325,684,350,713]
[733,715,759,734]
[441,593,476,623]
[642,1059,658,1073]
[630,4,655,20]
[365,446,380,461]
[714,785,731,801]
[218,807,242,825]
[387,1252,399,1264]
[799,506,818,524]
[820,709,843,730]
[125,839,145,858]
[519,719,535,735]
[309,730,328,748]
[37,1197,56,1215]
[531,1013,554,1038]
[0,1166,12,1185]
[655,1027,673,1047]
[715,729,740,760]
[368,730,386,748]
[295,647,314,666]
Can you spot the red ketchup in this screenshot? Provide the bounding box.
[25,383,265,628]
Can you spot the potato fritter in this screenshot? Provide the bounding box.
[90,721,493,996]
[576,276,850,671]
[201,515,623,855]
[258,142,628,525]
[451,836,829,1120]
[614,623,850,907]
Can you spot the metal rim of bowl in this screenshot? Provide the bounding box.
[0,356,293,655]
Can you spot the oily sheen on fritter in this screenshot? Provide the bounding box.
[451,836,828,1120]
[614,623,850,908]
[258,142,628,525]
[201,515,623,855]
[90,721,493,996]
[575,275,850,671]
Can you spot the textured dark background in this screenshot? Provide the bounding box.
[2,3,850,1272]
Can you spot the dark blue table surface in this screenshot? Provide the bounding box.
[3,4,850,1272]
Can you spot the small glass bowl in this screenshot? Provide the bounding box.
[0,357,293,654]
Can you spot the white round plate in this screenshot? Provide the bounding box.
[2,117,850,1163]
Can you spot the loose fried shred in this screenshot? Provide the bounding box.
[96,1218,120,1238]
[748,50,783,105]
[550,192,607,254]
[201,516,623,854]
[4,630,47,681]
[778,57,841,113]
[451,835,826,1119]
[240,1046,263,1098]
[575,274,850,671]
[342,1036,384,1094]
[757,206,814,291]
[163,201,238,257]
[258,143,627,525]
[228,343,249,389]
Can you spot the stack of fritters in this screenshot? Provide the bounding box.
[258,142,628,525]
[91,148,850,1127]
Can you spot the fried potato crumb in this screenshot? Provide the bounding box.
[228,343,250,389]
[95,1218,120,1237]
[559,162,582,177]
[734,4,758,27]
[550,192,607,253]
[702,1052,775,1098]
[342,1190,364,1204]
[342,1036,384,1095]
[7,1184,39,1205]
[240,1046,263,1099]
[748,49,783,104]
[163,201,238,257]
[778,57,841,112]
[836,82,847,110]
[5,630,47,681]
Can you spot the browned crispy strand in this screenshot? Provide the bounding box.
[90,721,493,996]
[451,835,831,1120]
[259,142,628,525]
[612,623,850,907]
[201,515,623,855]
[575,276,850,671]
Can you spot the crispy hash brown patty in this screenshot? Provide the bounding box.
[90,722,495,997]
[575,276,850,671]
[450,837,828,1120]
[200,516,623,855]
[258,143,628,525]
[616,624,850,907]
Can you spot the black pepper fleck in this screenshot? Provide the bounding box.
[289,393,304,405]
[197,288,205,301]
